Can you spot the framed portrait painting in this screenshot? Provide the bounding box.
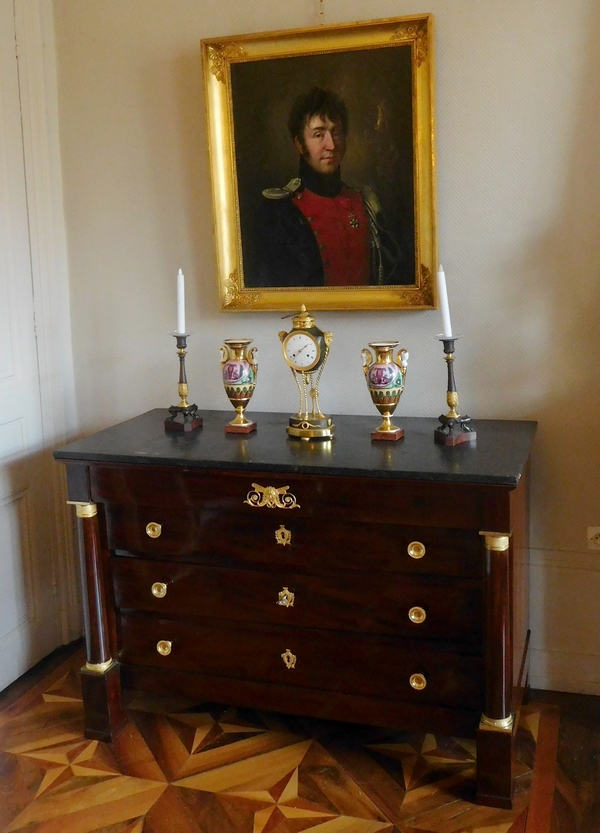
[202,15,437,312]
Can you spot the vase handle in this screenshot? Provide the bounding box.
[247,346,258,371]
[396,348,409,375]
[361,347,374,373]
[219,345,230,365]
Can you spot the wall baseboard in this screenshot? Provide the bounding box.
[529,646,600,696]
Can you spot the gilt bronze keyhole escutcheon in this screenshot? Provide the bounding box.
[277,587,295,607]
[275,525,292,546]
[281,649,297,669]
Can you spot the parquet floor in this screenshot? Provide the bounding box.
[0,647,559,833]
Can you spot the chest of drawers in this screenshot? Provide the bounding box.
[55,409,536,809]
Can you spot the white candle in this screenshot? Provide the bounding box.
[436,264,453,338]
[176,268,185,333]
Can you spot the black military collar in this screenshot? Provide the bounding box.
[298,156,343,198]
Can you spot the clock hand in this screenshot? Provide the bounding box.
[293,343,311,357]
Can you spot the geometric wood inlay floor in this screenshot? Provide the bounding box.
[0,651,558,833]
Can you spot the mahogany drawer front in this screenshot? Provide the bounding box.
[111,556,483,643]
[91,464,493,529]
[104,503,483,579]
[117,612,484,711]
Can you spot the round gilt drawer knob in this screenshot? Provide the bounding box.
[151,582,167,599]
[156,640,172,656]
[146,522,162,538]
[409,673,427,690]
[407,541,426,559]
[408,606,426,624]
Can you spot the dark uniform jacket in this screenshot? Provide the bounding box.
[245,159,403,289]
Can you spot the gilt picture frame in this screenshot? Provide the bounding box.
[202,15,437,312]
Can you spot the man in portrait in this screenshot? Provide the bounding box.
[248,87,403,288]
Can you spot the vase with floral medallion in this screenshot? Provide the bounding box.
[361,341,409,441]
[220,338,258,433]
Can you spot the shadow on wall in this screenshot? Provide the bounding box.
[515,5,600,692]
[521,4,600,552]
[129,48,217,316]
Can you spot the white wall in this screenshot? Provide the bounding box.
[52,0,600,693]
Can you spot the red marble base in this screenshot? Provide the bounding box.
[371,427,404,442]
[164,416,203,433]
[434,429,477,446]
[225,421,257,433]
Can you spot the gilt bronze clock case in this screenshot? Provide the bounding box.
[279,305,334,440]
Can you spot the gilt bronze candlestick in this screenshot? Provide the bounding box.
[164,333,202,433]
[434,336,476,446]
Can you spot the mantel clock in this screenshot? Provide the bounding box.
[279,305,334,440]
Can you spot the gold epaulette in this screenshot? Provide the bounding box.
[262,178,302,199]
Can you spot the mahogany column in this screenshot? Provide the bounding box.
[476,531,514,809]
[72,501,126,741]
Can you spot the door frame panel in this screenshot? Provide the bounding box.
[13,0,80,645]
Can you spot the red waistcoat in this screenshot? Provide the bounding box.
[292,186,370,286]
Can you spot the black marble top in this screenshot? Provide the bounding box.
[54,409,537,488]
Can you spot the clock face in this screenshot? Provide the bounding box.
[283,332,321,371]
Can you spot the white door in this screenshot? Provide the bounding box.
[0,0,62,689]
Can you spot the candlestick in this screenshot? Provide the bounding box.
[164,332,202,433]
[434,336,476,446]
[436,265,453,338]
[177,269,185,334]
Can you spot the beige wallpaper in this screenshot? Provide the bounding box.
[53,0,600,692]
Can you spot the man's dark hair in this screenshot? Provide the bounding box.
[287,87,349,144]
